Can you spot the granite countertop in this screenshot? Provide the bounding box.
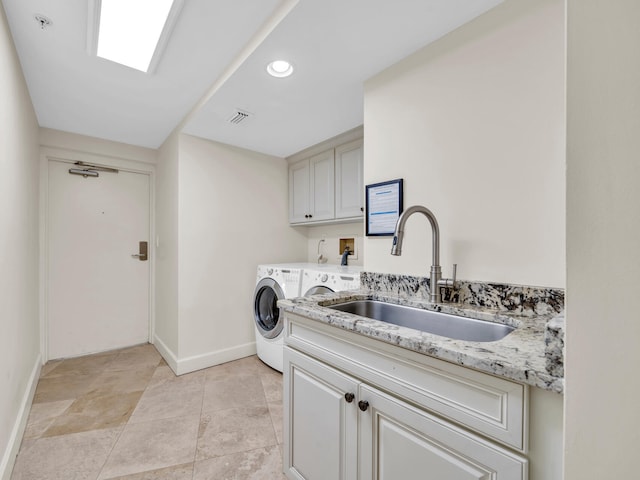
[279,272,565,394]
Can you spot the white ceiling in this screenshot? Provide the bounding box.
[2,0,503,157]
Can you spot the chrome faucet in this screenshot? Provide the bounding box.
[391,205,457,303]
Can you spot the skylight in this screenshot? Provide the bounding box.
[97,0,177,73]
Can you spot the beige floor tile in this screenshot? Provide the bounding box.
[146,364,204,390]
[85,366,156,398]
[98,415,200,479]
[268,401,284,445]
[204,356,262,381]
[40,360,63,377]
[33,374,96,404]
[192,445,287,480]
[23,399,74,439]
[11,427,122,480]
[106,344,162,372]
[43,391,143,437]
[260,369,283,403]
[144,364,178,386]
[196,406,277,461]
[41,351,119,378]
[13,349,288,479]
[254,357,281,377]
[202,374,266,413]
[129,368,204,424]
[101,463,193,480]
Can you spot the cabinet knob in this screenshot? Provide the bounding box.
[304,214,309,218]
[360,207,364,212]
[344,392,355,403]
[358,400,369,412]
[309,214,313,218]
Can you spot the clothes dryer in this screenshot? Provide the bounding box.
[253,264,303,372]
[301,264,363,297]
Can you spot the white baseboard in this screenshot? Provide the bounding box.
[152,335,257,376]
[176,341,257,375]
[0,354,42,480]
[152,334,179,374]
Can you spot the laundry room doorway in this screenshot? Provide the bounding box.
[45,157,152,360]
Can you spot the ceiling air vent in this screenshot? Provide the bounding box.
[227,109,253,125]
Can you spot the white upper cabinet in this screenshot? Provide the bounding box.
[288,134,363,225]
[309,149,335,221]
[335,139,364,219]
[289,160,311,223]
[289,149,335,223]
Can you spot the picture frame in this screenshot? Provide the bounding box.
[365,178,404,236]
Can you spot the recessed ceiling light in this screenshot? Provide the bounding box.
[267,60,294,78]
[94,0,183,73]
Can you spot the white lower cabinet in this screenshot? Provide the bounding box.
[358,384,526,480]
[284,348,358,480]
[283,314,529,480]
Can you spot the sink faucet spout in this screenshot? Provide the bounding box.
[391,205,454,303]
[391,205,440,265]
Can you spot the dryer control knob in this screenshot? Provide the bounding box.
[267,268,274,276]
[320,274,328,282]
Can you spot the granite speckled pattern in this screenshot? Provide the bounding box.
[280,273,565,394]
[544,315,565,377]
[361,272,565,317]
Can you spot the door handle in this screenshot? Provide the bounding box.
[131,241,148,261]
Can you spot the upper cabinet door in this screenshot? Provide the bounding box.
[289,159,311,223]
[309,149,335,221]
[335,139,363,219]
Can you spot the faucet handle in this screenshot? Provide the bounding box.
[438,264,458,289]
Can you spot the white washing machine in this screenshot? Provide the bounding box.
[301,264,363,297]
[253,264,304,372]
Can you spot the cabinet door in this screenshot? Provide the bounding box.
[284,347,358,480]
[335,139,363,219]
[289,160,310,223]
[309,149,335,221]
[358,384,527,480]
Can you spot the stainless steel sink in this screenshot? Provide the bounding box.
[327,300,514,342]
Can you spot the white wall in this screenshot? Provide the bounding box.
[0,4,41,478]
[565,1,640,478]
[176,134,307,368]
[363,0,565,288]
[305,223,364,266]
[39,128,157,165]
[155,131,180,357]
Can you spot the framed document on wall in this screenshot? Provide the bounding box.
[365,179,404,236]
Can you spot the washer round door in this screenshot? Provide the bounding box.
[304,286,334,296]
[253,278,285,339]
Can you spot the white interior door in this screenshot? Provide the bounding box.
[47,159,150,359]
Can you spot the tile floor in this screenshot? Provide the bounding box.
[11,344,286,480]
